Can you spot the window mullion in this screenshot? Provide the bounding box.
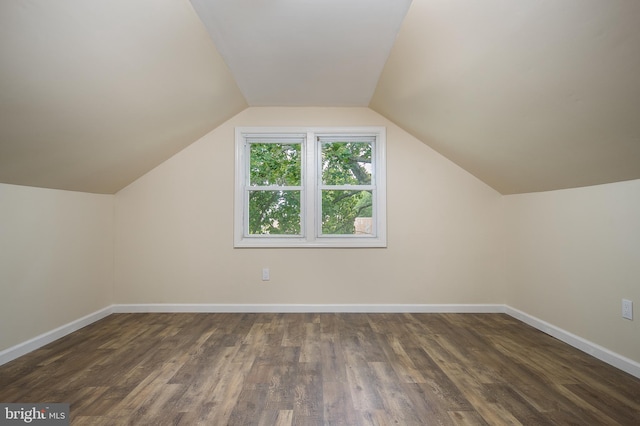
[304,131,316,242]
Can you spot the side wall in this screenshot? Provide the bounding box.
[505,179,640,363]
[115,107,505,305]
[0,184,114,352]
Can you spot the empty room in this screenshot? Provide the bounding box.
[1,0,639,424]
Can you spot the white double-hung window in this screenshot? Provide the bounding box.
[234,127,386,247]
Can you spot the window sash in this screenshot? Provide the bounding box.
[244,137,304,237]
[317,135,377,238]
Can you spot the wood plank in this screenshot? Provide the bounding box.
[323,380,358,426]
[0,313,638,425]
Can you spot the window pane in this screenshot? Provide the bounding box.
[250,143,301,186]
[321,190,373,235]
[248,190,301,235]
[321,142,372,185]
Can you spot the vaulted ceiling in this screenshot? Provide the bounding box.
[1,0,639,194]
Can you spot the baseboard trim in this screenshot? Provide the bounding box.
[505,306,640,379]
[2,303,638,379]
[111,303,506,314]
[0,306,114,366]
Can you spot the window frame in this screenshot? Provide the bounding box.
[234,126,386,248]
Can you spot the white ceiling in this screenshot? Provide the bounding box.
[189,0,412,106]
[1,0,639,194]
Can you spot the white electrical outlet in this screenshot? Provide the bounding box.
[262,268,270,281]
[622,299,633,320]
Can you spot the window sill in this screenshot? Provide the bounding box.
[234,236,387,248]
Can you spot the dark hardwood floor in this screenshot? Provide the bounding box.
[0,313,638,425]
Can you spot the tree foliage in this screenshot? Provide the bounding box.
[248,141,373,235]
[248,143,301,235]
[320,142,372,234]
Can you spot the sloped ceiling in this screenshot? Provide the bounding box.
[1,0,639,195]
[372,0,640,194]
[0,0,247,194]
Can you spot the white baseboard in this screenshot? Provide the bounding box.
[0,306,114,366]
[111,303,505,314]
[504,306,640,379]
[2,303,638,379]
[1,303,501,366]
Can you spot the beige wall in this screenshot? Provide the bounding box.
[115,107,505,305]
[505,179,640,362]
[0,184,114,352]
[3,107,639,369]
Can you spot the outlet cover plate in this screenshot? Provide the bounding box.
[622,299,633,320]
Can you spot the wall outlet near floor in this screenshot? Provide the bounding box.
[622,299,633,320]
[262,267,270,281]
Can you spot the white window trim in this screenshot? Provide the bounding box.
[234,126,387,248]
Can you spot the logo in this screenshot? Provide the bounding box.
[0,404,69,425]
